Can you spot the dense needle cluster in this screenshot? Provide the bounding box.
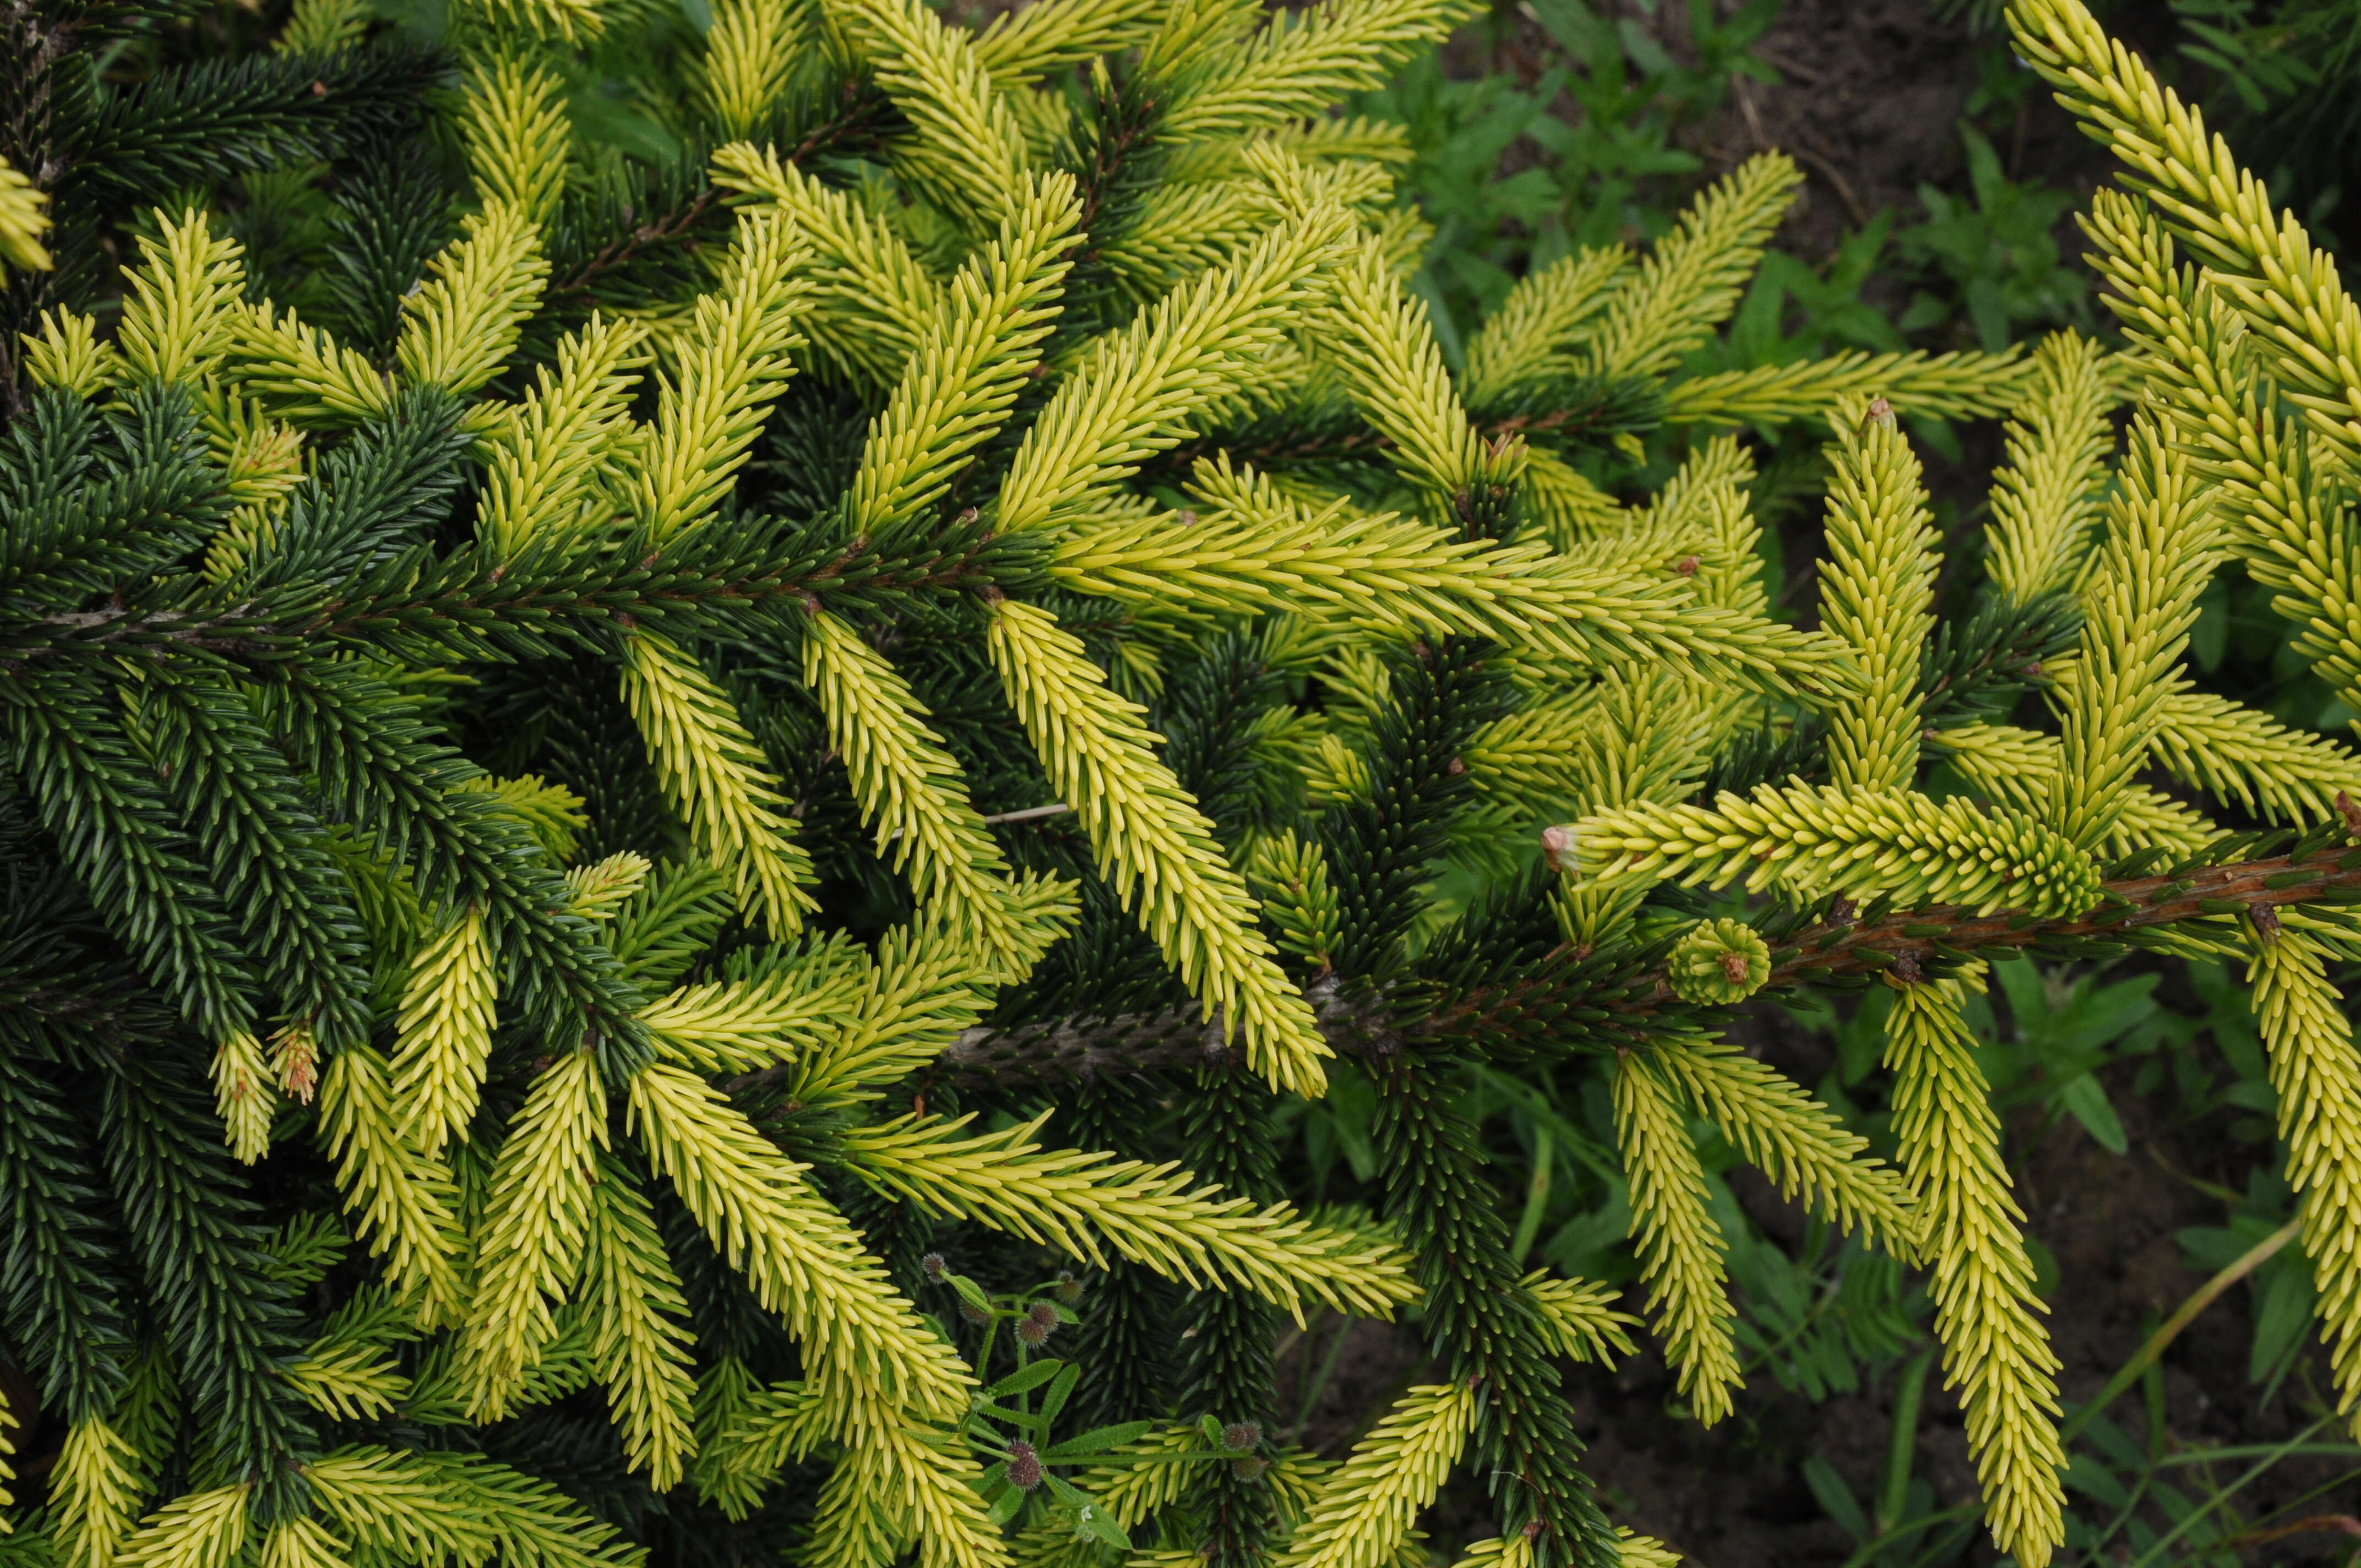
[3,0,2361,1563]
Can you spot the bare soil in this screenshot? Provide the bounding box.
[1275,976,2360,1564]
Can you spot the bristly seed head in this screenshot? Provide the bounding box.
[1219,1421,1260,1451]
[1005,1441,1042,1490]
[920,1252,946,1282]
[1054,1270,1082,1304]
[1015,1304,1055,1347]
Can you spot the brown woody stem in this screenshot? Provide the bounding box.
[935,843,2361,1088]
[1680,841,2361,1006]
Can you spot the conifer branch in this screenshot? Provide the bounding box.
[841,1110,1417,1319]
[988,594,1332,1096]
[1614,1050,1741,1425]
[2244,926,2361,1435]
[940,834,2361,1082]
[580,1151,699,1490]
[1883,980,2065,1566]
[452,1051,606,1421]
[1272,1382,1476,1568]
[11,0,2360,1556]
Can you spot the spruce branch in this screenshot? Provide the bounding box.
[10,0,2359,1556]
[62,46,448,212]
[938,830,2361,1085]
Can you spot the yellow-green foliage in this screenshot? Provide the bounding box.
[710,144,943,389]
[31,0,2361,1562]
[1883,982,2065,1565]
[1522,1271,1641,1364]
[1663,918,1771,1006]
[2009,0,2361,462]
[454,1052,606,1421]
[456,57,570,226]
[317,1048,466,1325]
[625,1060,972,1423]
[620,629,818,932]
[801,609,1053,979]
[629,214,812,542]
[989,595,1332,1096]
[1660,346,2036,429]
[115,211,246,387]
[2045,417,2218,852]
[581,1150,699,1489]
[1818,399,1938,794]
[476,315,649,555]
[1246,829,1343,970]
[2246,930,2361,1432]
[275,0,371,52]
[395,202,549,395]
[1584,153,1802,382]
[1574,782,2104,917]
[841,173,1081,537]
[0,155,51,277]
[1054,457,1834,690]
[1615,1048,1741,1425]
[1984,331,2114,607]
[1462,246,1631,410]
[842,1112,1418,1319]
[390,905,497,1152]
[2075,185,2361,715]
[50,1422,140,1568]
[208,1029,276,1166]
[1652,1038,1912,1246]
[994,203,1353,535]
[1274,1382,1477,1568]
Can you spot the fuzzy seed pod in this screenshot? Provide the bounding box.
[1229,1455,1269,1482]
[1005,1441,1042,1490]
[1054,1270,1082,1304]
[1666,916,1772,1005]
[1219,1420,1261,1452]
[920,1253,947,1282]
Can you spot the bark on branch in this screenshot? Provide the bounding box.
[934,840,2361,1088]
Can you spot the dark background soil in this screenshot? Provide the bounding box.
[1280,997,2359,1565]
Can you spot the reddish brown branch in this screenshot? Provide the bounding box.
[1631,840,2361,1012]
[939,842,2361,1086]
[550,188,722,301]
